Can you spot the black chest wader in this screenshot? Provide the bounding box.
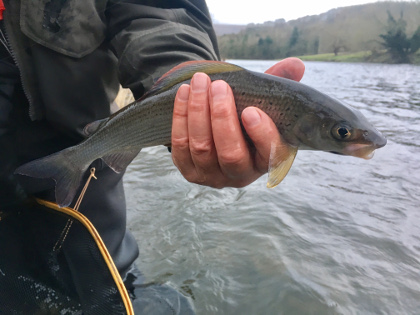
[0,198,134,314]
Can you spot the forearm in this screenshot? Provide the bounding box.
[106,0,220,98]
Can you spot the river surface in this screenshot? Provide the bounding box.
[124,60,420,315]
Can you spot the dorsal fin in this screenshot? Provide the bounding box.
[142,60,244,99]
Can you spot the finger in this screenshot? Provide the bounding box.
[188,72,220,180]
[265,57,305,82]
[209,80,251,179]
[241,107,291,174]
[171,84,196,178]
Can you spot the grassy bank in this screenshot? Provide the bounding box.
[298,51,372,62]
[297,50,420,64]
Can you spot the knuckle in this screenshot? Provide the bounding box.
[173,106,188,118]
[171,136,189,150]
[189,138,214,157]
[189,99,207,113]
[211,101,233,120]
[219,148,247,168]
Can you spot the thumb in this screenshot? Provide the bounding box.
[265,57,305,82]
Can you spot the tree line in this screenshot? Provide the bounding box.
[217,2,420,63]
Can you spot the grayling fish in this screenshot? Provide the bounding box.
[15,61,387,207]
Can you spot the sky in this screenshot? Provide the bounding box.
[206,0,400,24]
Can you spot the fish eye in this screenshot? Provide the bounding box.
[332,125,352,140]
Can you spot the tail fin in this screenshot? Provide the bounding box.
[15,148,87,208]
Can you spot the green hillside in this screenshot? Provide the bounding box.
[217,1,420,63]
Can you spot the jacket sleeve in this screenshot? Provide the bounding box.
[106,0,220,98]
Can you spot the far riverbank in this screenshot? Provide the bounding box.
[297,50,420,64]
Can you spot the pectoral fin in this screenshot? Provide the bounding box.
[267,144,298,188]
[84,118,108,137]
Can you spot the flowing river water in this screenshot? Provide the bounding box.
[124,60,420,315]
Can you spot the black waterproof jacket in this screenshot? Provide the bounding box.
[1,0,219,275]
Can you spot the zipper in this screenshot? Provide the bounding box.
[0,24,11,55]
[2,1,36,119]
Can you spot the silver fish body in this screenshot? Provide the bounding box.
[15,61,386,207]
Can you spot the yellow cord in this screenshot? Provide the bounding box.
[53,168,97,251]
[74,168,97,211]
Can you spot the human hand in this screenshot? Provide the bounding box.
[171,57,305,188]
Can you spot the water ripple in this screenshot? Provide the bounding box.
[125,61,420,314]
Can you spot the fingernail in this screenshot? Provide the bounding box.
[242,107,261,127]
[191,72,209,92]
[177,84,190,101]
[210,80,228,101]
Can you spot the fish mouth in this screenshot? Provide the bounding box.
[343,139,387,160]
[343,129,387,159]
[342,144,377,159]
